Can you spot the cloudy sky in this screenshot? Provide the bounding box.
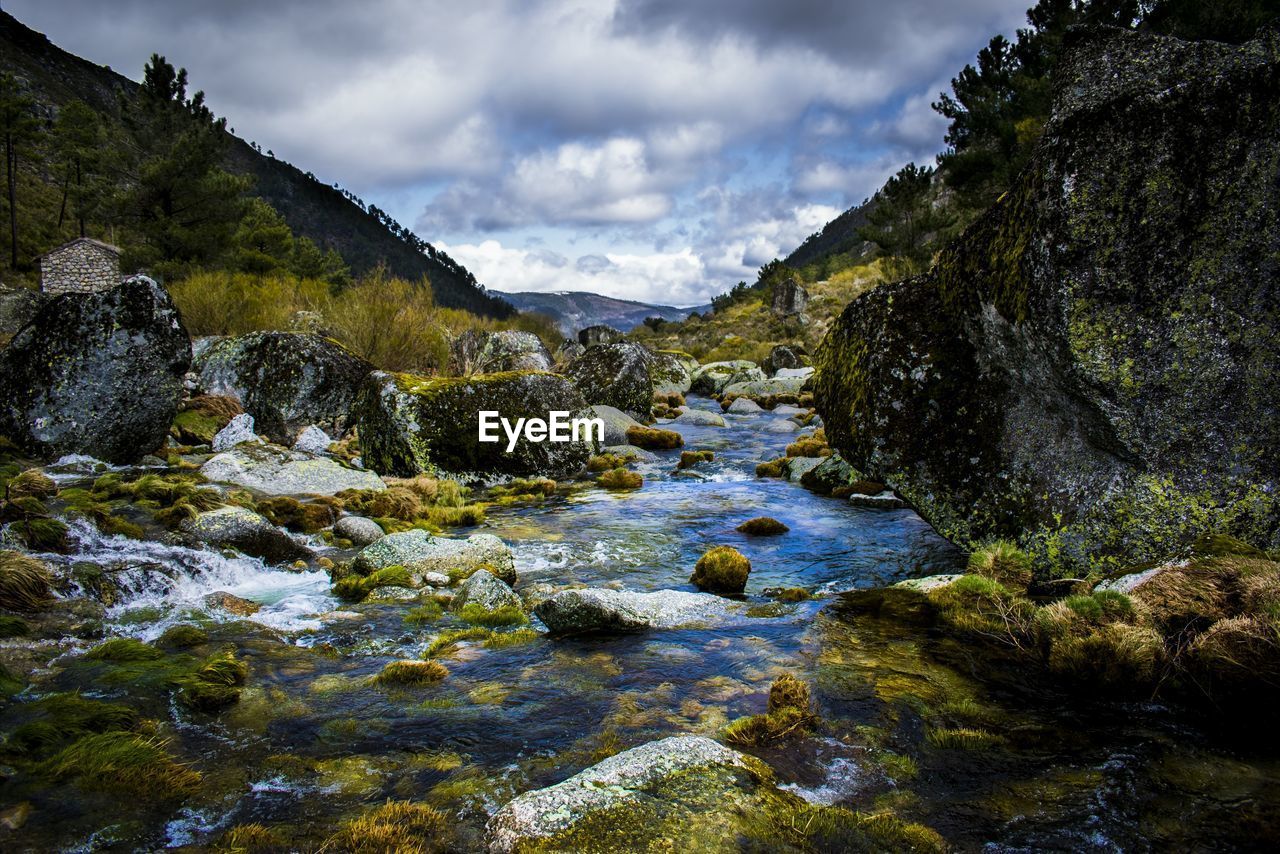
[9,0,1030,305]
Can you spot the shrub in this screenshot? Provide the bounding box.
[322,800,451,853]
[625,426,683,450]
[0,550,52,611]
[376,659,448,686]
[768,673,811,714]
[598,468,643,490]
[737,517,789,536]
[967,540,1033,589]
[257,495,340,533]
[722,705,814,747]
[691,546,751,594]
[1046,622,1165,686]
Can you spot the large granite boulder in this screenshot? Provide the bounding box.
[648,350,695,395]
[587,405,643,446]
[722,376,807,399]
[355,370,594,480]
[487,736,777,853]
[200,443,385,495]
[563,343,653,421]
[770,277,809,319]
[577,324,623,347]
[762,344,807,376]
[0,276,189,463]
[452,568,522,613]
[0,285,46,336]
[192,332,373,444]
[351,529,516,585]
[814,27,1280,575]
[450,329,553,374]
[533,588,736,635]
[690,361,762,396]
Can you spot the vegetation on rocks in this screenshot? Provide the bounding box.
[598,467,643,490]
[691,545,751,594]
[737,517,789,536]
[625,425,683,450]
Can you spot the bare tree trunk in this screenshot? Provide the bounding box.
[6,135,18,268]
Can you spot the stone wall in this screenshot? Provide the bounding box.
[40,241,120,294]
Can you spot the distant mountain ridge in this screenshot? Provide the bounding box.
[492,290,708,336]
[0,11,511,317]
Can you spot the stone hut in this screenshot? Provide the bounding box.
[38,238,122,294]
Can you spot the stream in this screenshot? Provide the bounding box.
[5,396,1279,851]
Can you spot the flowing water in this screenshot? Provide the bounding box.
[4,397,1279,851]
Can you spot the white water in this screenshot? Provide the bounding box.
[48,519,334,638]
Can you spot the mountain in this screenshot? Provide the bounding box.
[492,290,708,336]
[0,11,511,318]
[783,198,874,270]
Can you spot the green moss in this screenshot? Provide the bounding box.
[723,706,815,747]
[215,823,282,853]
[677,450,714,469]
[8,693,139,755]
[38,731,202,798]
[482,627,541,649]
[376,659,448,686]
[423,627,493,658]
[587,452,637,472]
[403,601,445,625]
[84,637,163,662]
[457,603,528,627]
[598,467,643,490]
[0,615,29,638]
[925,726,1007,750]
[157,624,209,648]
[322,800,451,853]
[755,458,786,478]
[0,550,52,611]
[736,517,789,536]
[333,565,417,602]
[625,425,683,450]
[690,546,751,595]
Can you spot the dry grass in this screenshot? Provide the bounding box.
[691,546,751,594]
[967,540,1033,590]
[0,550,53,612]
[625,426,684,450]
[737,517,789,536]
[598,468,643,490]
[321,800,451,853]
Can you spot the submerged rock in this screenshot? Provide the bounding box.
[563,342,654,421]
[355,370,594,480]
[0,276,190,463]
[352,529,516,586]
[193,331,373,444]
[673,408,726,427]
[200,443,386,495]
[534,588,735,634]
[814,27,1280,571]
[181,506,311,564]
[450,329,553,374]
[486,735,769,853]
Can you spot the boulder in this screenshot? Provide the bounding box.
[534,588,735,635]
[727,397,763,415]
[775,367,815,381]
[782,456,823,482]
[892,575,965,594]
[762,419,801,434]
[689,360,760,396]
[648,350,695,395]
[212,413,261,451]
[333,515,385,547]
[762,344,807,376]
[722,377,807,399]
[672,408,726,427]
[453,569,522,613]
[292,425,333,455]
[486,735,772,853]
[814,27,1280,572]
[171,395,243,446]
[450,329,553,374]
[553,339,586,367]
[203,591,261,616]
[181,506,312,564]
[192,331,373,444]
[799,453,861,496]
[0,276,189,463]
[588,405,643,446]
[351,529,516,586]
[0,285,47,335]
[355,370,594,480]
[848,491,907,510]
[200,443,386,495]
[577,324,623,347]
[769,277,809,319]
[563,343,653,420]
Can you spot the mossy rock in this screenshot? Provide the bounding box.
[814,27,1280,575]
[691,546,751,595]
[0,276,190,464]
[193,331,373,444]
[563,342,654,421]
[737,517,789,536]
[355,370,593,480]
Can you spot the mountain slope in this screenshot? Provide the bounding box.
[783,198,874,270]
[0,11,511,317]
[493,290,706,336]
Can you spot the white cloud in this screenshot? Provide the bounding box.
[443,240,708,306]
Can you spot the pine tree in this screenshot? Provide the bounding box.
[51,100,106,238]
[858,163,952,277]
[0,72,41,269]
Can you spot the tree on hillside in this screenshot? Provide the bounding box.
[858,163,952,277]
[51,100,106,238]
[114,54,250,277]
[0,72,41,268]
